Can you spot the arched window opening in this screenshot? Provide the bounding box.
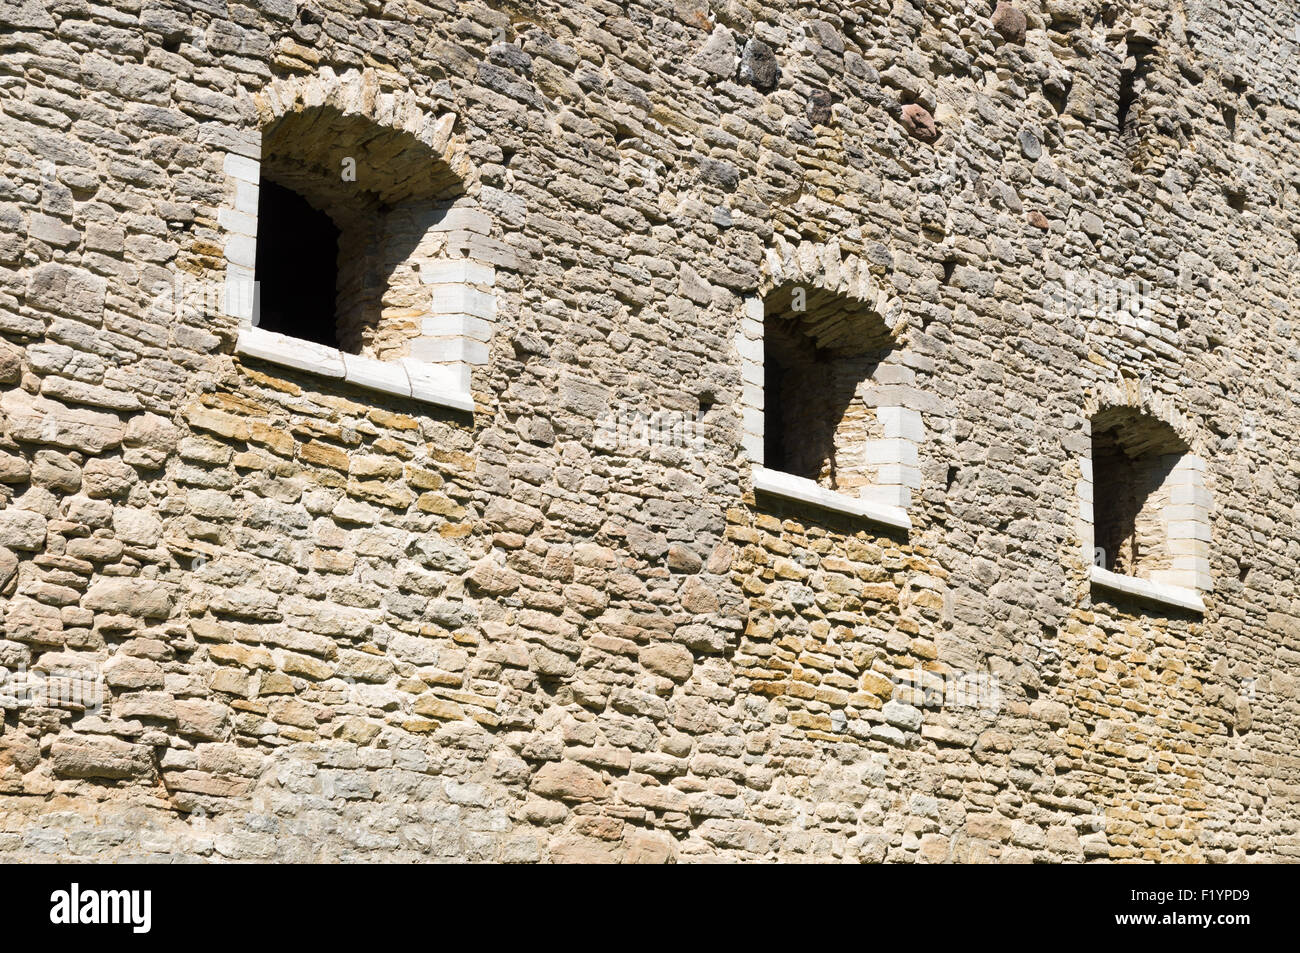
[739,280,914,530]
[223,71,507,410]
[1090,410,1185,577]
[762,292,891,493]
[1083,405,1211,612]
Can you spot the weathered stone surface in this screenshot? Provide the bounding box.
[82,579,174,618]
[0,453,29,484]
[694,24,736,80]
[0,546,17,589]
[805,89,834,126]
[1018,126,1042,160]
[123,413,179,469]
[0,509,47,551]
[0,0,1292,868]
[532,760,606,802]
[51,735,153,780]
[1,390,124,453]
[992,3,1028,45]
[639,643,694,682]
[739,38,778,91]
[0,343,21,384]
[30,450,80,492]
[900,103,938,142]
[465,557,522,596]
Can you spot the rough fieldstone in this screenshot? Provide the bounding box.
[532,760,605,802]
[0,509,47,551]
[0,343,21,384]
[0,546,17,589]
[739,38,779,90]
[694,24,736,79]
[1,390,124,454]
[992,3,1028,44]
[900,103,938,142]
[0,0,1292,869]
[82,579,174,618]
[639,643,694,681]
[805,89,834,126]
[51,735,153,780]
[122,413,179,469]
[1018,126,1043,160]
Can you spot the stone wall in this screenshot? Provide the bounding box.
[0,0,1298,862]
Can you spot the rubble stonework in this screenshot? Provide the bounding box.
[0,0,1297,863]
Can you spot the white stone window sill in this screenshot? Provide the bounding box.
[235,326,475,413]
[751,466,911,531]
[1089,565,1205,613]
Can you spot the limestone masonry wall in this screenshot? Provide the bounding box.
[1,0,1298,862]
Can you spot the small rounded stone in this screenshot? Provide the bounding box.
[992,3,1028,44]
[900,103,939,143]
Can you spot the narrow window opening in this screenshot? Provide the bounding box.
[761,282,895,495]
[254,179,342,349]
[1117,66,1137,133]
[1091,411,1186,579]
[1116,45,1153,138]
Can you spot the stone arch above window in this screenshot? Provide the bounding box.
[1079,385,1211,613]
[738,239,914,530]
[759,235,907,326]
[220,68,511,413]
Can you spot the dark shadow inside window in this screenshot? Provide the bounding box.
[254,179,341,348]
[761,282,897,492]
[763,317,858,485]
[1092,427,1144,572]
[1091,412,1182,576]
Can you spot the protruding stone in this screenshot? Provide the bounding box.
[992,3,1028,44]
[0,509,47,551]
[1018,126,1042,159]
[0,390,125,454]
[532,759,606,802]
[50,735,154,780]
[123,413,179,469]
[666,543,702,573]
[1044,0,1083,27]
[466,557,522,595]
[900,103,939,143]
[30,450,80,492]
[883,699,924,732]
[805,88,834,126]
[83,578,174,618]
[677,622,727,654]
[0,342,21,384]
[639,642,694,682]
[694,24,736,79]
[0,546,17,589]
[739,38,778,91]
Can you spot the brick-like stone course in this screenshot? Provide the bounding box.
[0,0,1296,862]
